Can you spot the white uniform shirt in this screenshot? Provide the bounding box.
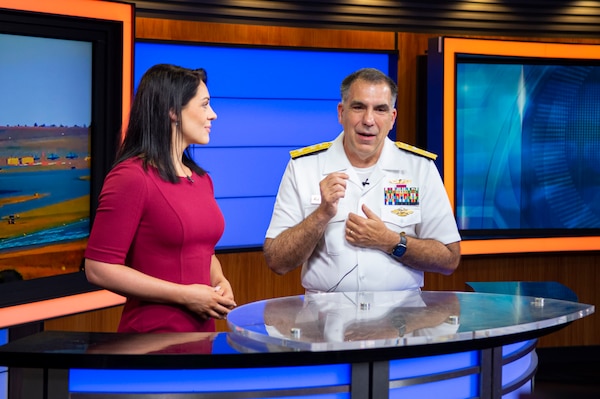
[266,132,461,292]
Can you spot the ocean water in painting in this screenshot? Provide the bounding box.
[0,167,90,252]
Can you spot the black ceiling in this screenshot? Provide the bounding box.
[128,0,600,38]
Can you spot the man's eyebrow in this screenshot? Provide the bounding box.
[349,100,365,106]
[347,99,391,109]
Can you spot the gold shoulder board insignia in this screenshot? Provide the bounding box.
[290,141,332,159]
[395,142,437,160]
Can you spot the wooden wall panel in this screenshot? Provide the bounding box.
[135,17,397,49]
[45,18,600,349]
[213,251,304,332]
[45,305,122,333]
[396,32,430,143]
[131,1,600,39]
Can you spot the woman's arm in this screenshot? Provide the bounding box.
[209,255,236,306]
[85,258,236,319]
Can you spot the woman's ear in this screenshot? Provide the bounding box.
[169,109,178,124]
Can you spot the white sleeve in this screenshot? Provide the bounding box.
[265,159,304,239]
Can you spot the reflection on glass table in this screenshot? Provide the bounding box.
[227,290,594,352]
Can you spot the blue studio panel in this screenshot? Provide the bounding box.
[135,42,393,250]
[0,329,6,399]
[70,365,352,398]
[389,351,479,399]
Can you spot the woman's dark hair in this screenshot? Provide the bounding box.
[116,64,208,182]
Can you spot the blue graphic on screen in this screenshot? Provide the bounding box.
[456,62,600,234]
[135,42,391,249]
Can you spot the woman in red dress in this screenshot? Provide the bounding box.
[84,64,236,333]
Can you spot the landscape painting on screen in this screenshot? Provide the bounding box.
[0,33,92,282]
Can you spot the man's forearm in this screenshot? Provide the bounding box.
[264,209,331,275]
[399,238,461,275]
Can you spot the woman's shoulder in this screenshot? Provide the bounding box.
[110,157,150,175]
[113,156,144,169]
[105,157,151,187]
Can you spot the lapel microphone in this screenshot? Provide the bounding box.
[362,178,369,187]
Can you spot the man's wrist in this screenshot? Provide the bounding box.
[390,232,407,260]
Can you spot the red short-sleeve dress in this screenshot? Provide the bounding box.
[85,158,224,333]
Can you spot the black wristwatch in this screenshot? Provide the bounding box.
[390,314,407,337]
[390,232,407,260]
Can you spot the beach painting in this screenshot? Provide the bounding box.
[0,126,91,280]
[0,33,92,282]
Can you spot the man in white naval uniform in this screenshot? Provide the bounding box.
[264,68,461,293]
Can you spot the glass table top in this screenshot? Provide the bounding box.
[227,290,594,352]
[0,289,594,369]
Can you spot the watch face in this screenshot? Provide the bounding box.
[392,244,406,257]
[392,234,407,258]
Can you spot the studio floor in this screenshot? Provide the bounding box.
[523,346,600,398]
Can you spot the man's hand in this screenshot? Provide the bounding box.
[264,172,349,276]
[318,172,349,219]
[345,204,397,252]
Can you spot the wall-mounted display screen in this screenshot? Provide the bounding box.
[456,60,600,232]
[0,1,132,307]
[427,37,600,255]
[0,33,92,269]
[135,41,396,250]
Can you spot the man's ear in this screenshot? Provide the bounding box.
[337,102,344,124]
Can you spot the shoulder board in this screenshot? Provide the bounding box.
[290,142,332,159]
[395,142,437,160]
